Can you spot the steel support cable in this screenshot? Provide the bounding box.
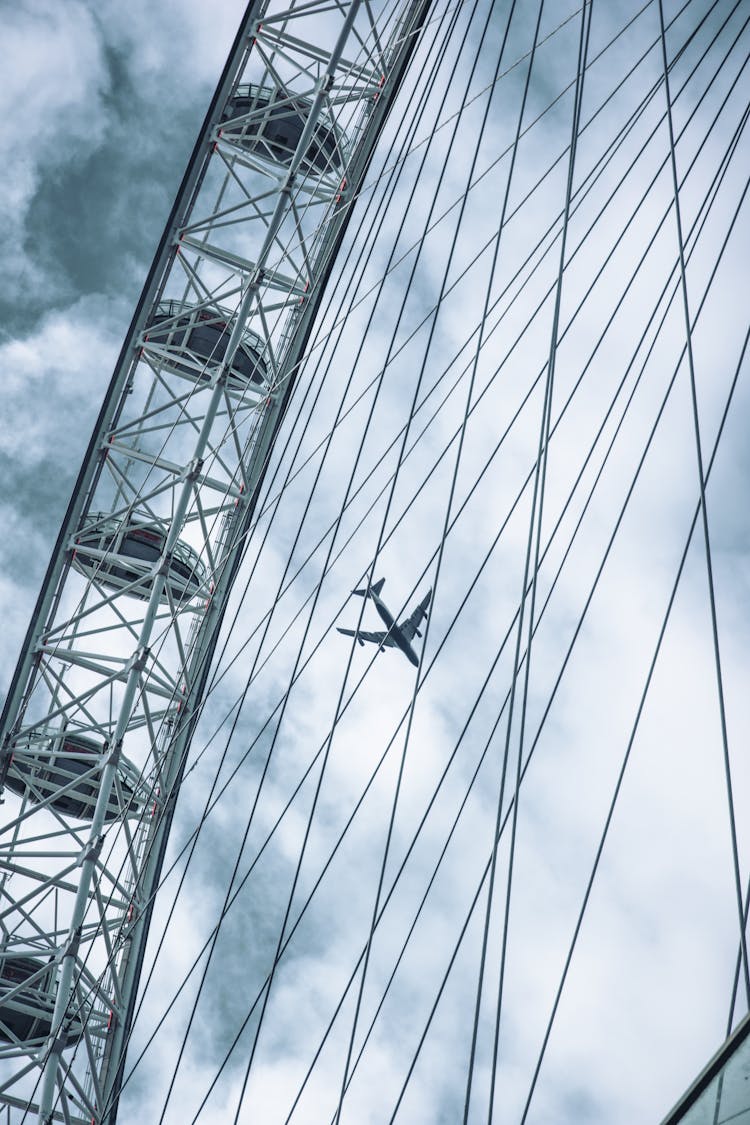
[93,0,750,909]
[513,131,750,1118]
[314,108,750,1104]
[657,0,750,1006]
[390,154,750,1124]
[294,202,696,1119]
[368,90,750,1120]
[191,4,607,1107]
[179,0,722,741]
[39,99,750,1125]
[27,127,750,1120]
[156,0,503,1111]
[99,0,706,850]
[55,2,503,1107]
[153,0,485,1112]
[234,0,697,429]
[488,5,592,1118]
[33,17,750,1035]
[112,0,465,1093]
[106,35,750,1084]
[519,294,750,1125]
[57,6,737,1107]
[224,1,519,1117]
[331,0,529,1114]
[461,1,574,1115]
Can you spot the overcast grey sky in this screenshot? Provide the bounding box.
[2,1,750,1122]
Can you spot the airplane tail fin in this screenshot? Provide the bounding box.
[353,577,385,598]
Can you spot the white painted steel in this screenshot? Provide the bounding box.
[0,1,432,1120]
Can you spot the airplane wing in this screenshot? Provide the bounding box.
[398,588,432,643]
[336,627,396,647]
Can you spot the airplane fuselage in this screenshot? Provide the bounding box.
[371,593,419,667]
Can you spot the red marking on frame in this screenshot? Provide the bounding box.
[107,1010,113,1030]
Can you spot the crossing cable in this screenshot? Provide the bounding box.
[150,2,488,1117]
[657,0,750,1006]
[225,3,524,1120]
[109,0,701,775]
[389,150,750,1125]
[55,2,742,1107]
[77,13,750,1120]
[518,217,750,1125]
[459,1,556,1116]
[488,4,592,1117]
[282,98,750,1113]
[311,77,750,1117]
[182,0,714,738]
[112,0,467,1098]
[114,100,746,1107]
[328,0,535,1116]
[108,15,746,1080]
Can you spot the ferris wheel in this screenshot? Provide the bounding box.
[1,0,749,1122]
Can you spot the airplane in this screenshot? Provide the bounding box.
[337,578,432,668]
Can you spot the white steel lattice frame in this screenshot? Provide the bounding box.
[0,1,432,1120]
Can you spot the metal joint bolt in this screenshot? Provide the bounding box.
[62,924,83,961]
[78,834,104,868]
[105,738,123,767]
[186,456,204,481]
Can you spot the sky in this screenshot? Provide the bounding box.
[1,0,750,1122]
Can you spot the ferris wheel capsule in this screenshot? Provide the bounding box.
[0,956,85,1047]
[72,513,206,604]
[222,84,344,174]
[4,732,143,822]
[144,300,268,391]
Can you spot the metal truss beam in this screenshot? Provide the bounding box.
[0,0,433,1121]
